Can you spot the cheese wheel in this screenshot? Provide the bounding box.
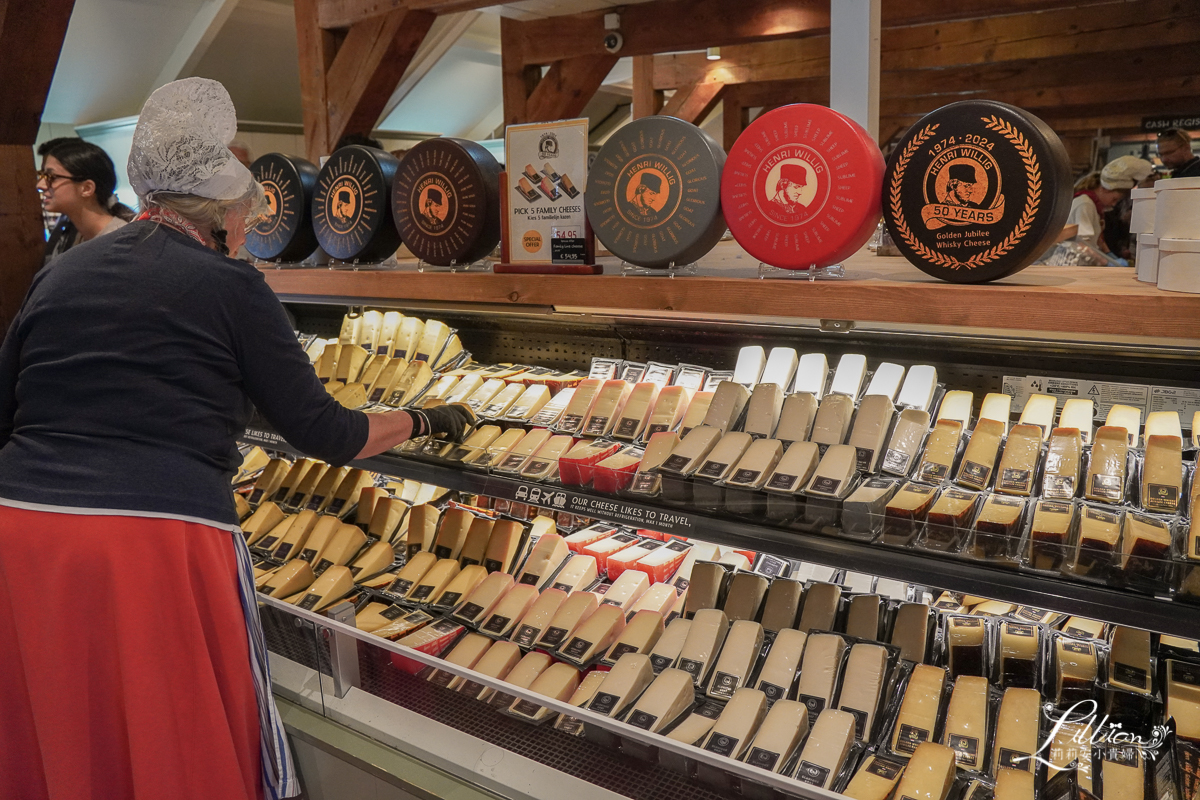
[247,153,320,261]
[313,146,403,262]
[794,708,856,789]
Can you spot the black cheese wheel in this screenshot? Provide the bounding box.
[391,138,501,266]
[586,116,727,269]
[312,145,403,263]
[245,153,319,262]
[882,101,1072,283]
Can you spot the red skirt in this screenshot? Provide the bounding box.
[0,503,264,800]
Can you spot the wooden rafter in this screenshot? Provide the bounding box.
[631,56,664,119]
[660,82,727,126]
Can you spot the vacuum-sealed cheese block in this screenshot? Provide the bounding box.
[611,382,660,440]
[292,565,354,612]
[459,378,503,412]
[413,319,449,364]
[941,675,989,769]
[634,541,692,585]
[764,441,820,494]
[794,708,856,789]
[694,431,754,481]
[927,488,980,539]
[837,643,888,741]
[327,469,372,518]
[558,603,625,665]
[503,384,551,422]
[1106,404,1142,447]
[677,608,730,685]
[684,561,726,615]
[810,394,854,450]
[354,354,387,395]
[797,582,842,633]
[551,555,598,593]
[1166,660,1200,742]
[760,579,803,632]
[678,391,714,437]
[998,621,1039,689]
[385,360,433,407]
[386,551,437,597]
[404,504,441,560]
[1121,512,1172,573]
[845,595,882,641]
[891,603,931,664]
[916,419,963,484]
[936,390,973,427]
[456,640,523,698]
[745,383,785,439]
[349,541,395,580]
[626,668,696,732]
[1046,721,1093,788]
[315,343,341,381]
[457,517,493,568]
[430,564,488,613]
[509,588,568,648]
[603,610,664,664]
[806,444,857,497]
[233,493,252,522]
[955,418,1005,490]
[355,487,387,528]
[1043,427,1082,500]
[519,434,574,480]
[643,385,691,438]
[286,463,327,510]
[478,383,525,419]
[432,334,462,370]
[890,664,947,756]
[892,742,956,800]
[671,541,717,594]
[588,652,655,718]
[761,347,799,389]
[1075,426,1126,501]
[517,532,568,588]
[796,633,847,718]
[367,358,406,403]
[723,573,769,622]
[702,381,751,432]
[979,392,1011,433]
[1070,505,1121,575]
[947,616,987,678]
[582,379,632,437]
[630,582,677,616]
[601,568,650,612]
[793,353,828,397]
[334,344,369,384]
[554,669,609,733]
[659,425,723,476]
[701,688,768,760]
[992,688,1040,773]
[479,583,539,637]
[1018,394,1057,440]
[744,700,808,773]
[733,345,766,386]
[776,392,818,444]
[842,754,906,800]
[407,558,460,604]
[1062,616,1106,640]
[555,378,603,435]
[1108,626,1152,695]
[367,497,408,545]
[264,559,315,598]
[482,519,523,575]
[356,601,404,633]
[994,767,1035,799]
[492,428,553,474]
[427,632,493,687]
[508,662,582,721]
[996,424,1042,496]
[536,590,599,650]
[848,394,896,473]
[312,523,367,575]
[1055,637,1098,706]
[648,617,691,673]
[1141,434,1183,514]
[707,620,764,699]
[1101,748,1145,799]
[1027,499,1075,570]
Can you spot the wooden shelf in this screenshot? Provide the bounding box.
[259,245,1200,341]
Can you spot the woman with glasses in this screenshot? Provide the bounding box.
[0,79,470,800]
[36,137,135,263]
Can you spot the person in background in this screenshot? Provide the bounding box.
[228,138,254,170]
[37,137,135,263]
[1157,128,1200,179]
[1066,156,1153,254]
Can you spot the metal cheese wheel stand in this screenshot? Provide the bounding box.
[253,252,1200,800]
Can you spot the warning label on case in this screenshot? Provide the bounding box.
[999,375,1200,422]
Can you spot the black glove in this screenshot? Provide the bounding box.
[407,403,475,443]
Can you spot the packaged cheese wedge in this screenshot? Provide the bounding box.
[507,662,582,721]
[810,394,854,450]
[795,633,847,719]
[263,559,315,598]
[678,391,714,437]
[676,608,730,685]
[426,632,493,688]
[648,617,692,674]
[550,554,599,593]
[555,378,604,435]
[502,384,552,422]
[1106,403,1142,447]
[753,628,807,703]
[743,699,809,774]
[602,610,664,665]
[625,668,695,733]
[453,639,523,697]
[794,708,856,789]
[700,688,768,760]
[890,664,947,756]
[554,670,609,735]
[991,687,1040,773]
[995,423,1042,496]
[457,516,494,568]
[535,590,599,651]
[479,583,540,638]
[406,558,460,604]
[797,582,841,633]
[706,620,764,700]
[312,523,367,575]
[601,568,650,612]
[348,540,395,580]
[452,570,515,626]
[557,603,626,666]
[516,531,569,588]
[1141,434,1183,514]
[587,652,655,718]
[509,588,568,648]
[940,675,989,770]
[848,394,896,473]
[891,742,957,800]
[837,643,889,741]
[385,551,438,597]
[429,564,488,613]
[841,754,907,800]
[482,519,524,575]
[291,565,354,612]
[487,650,553,708]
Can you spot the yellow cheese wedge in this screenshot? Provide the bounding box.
[484,650,553,707]
[1108,626,1152,695]
[1166,659,1200,742]
[837,643,888,741]
[315,343,341,382]
[452,570,514,626]
[979,392,1012,433]
[890,664,947,756]
[483,519,524,574]
[587,652,655,718]
[941,675,989,770]
[334,344,369,384]
[247,458,291,506]
[507,662,581,721]
[1106,403,1142,447]
[429,564,488,613]
[553,669,609,734]
[264,559,315,598]
[603,610,664,666]
[706,620,764,700]
[794,708,856,789]
[536,590,600,651]
[404,504,441,560]
[432,508,473,562]
[242,502,287,547]
[1101,748,1145,799]
[842,754,906,800]
[916,419,963,485]
[580,379,633,437]
[1046,720,1094,789]
[1141,434,1183,514]
[1055,636,1098,706]
[677,391,714,437]
[348,540,394,580]
[848,394,896,473]
[367,497,407,544]
[479,583,540,638]
[701,688,768,760]
[549,554,598,593]
[462,378,506,412]
[995,423,1042,496]
[555,378,603,435]
[797,582,841,633]
[1042,427,1082,500]
[955,417,1005,490]
[557,603,625,665]
[291,565,354,612]
[407,558,460,604]
[892,742,957,800]
[385,551,438,597]
[809,393,854,450]
[625,668,695,733]
[503,385,552,422]
[660,425,723,476]
[1120,513,1172,573]
[640,384,691,439]
[454,517,493,568]
[743,699,809,774]
[355,601,403,633]
[509,588,567,648]
[385,360,434,407]
[992,688,1040,773]
[947,616,987,678]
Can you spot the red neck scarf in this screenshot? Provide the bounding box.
[137,207,208,247]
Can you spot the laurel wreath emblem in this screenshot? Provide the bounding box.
[889,116,1042,271]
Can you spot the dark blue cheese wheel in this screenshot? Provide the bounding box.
[586,116,727,269]
[312,145,403,263]
[882,101,1072,283]
[246,153,319,262]
[391,138,501,266]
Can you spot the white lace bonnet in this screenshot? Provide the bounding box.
[127,78,254,201]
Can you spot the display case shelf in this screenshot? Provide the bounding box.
[243,427,1200,640]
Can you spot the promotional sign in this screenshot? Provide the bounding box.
[502,119,591,267]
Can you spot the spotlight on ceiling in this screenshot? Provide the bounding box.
[706,46,721,61]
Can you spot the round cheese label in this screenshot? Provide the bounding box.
[313,145,403,263]
[722,104,885,269]
[392,138,501,266]
[586,116,726,269]
[883,101,1072,283]
[246,154,319,262]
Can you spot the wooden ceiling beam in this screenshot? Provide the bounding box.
[522,53,619,125]
[660,81,727,126]
[631,55,664,119]
[317,0,495,29]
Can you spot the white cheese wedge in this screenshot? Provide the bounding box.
[992,688,1040,773]
[793,353,828,397]
[507,587,568,648]
[478,380,525,418]
[648,618,692,673]
[377,311,402,357]
[588,652,655,718]
[772,395,816,448]
[936,390,973,428]
[806,444,857,498]
[809,394,854,449]
[667,706,722,746]
[744,699,809,774]
[536,590,599,651]
[727,438,785,488]
[626,668,696,732]
[694,431,753,482]
[482,519,523,574]
[486,650,553,707]
[701,688,768,760]
[550,555,598,593]
[794,708,856,789]
[413,319,449,364]
[1018,393,1057,440]
[896,365,938,412]
[845,595,882,641]
[941,675,989,770]
[479,584,539,638]
[892,742,957,800]
[603,610,664,665]
[848,394,896,473]
[723,573,769,622]
[393,317,424,361]
[763,440,821,494]
[890,664,947,756]
[580,379,632,437]
[659,425,723,476]
[707,620,765,700]
[630,583,677,616]
[753,627,807,704]
[677,608,730,685]
[602,569,650,612]
[1106,403,1143,447]
[797,582,841,633]
[703,381,751,432]
[744,383,784,439]
[761,347,799,389]
[733,345,766,386]
[829,355,867,399]
[558,603,625,665]
[389,361,434,406]
[796,633,847,718]
[979,392,1012,433]
[1057,397,1095,444]
[865,362,905,401]
[507,662,583,721]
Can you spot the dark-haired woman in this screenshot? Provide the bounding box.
[36,138,135,263]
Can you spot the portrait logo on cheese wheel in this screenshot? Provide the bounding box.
[921,145,1003,230]
[522,230,543,253]
[326,175,362,234]
[753,145,831,227]
[615,159,681,229]
[411,173,456,237]
[247,153,320,262]
[256,180,282,235]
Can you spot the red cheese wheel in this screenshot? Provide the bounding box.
[722,104,885,270]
